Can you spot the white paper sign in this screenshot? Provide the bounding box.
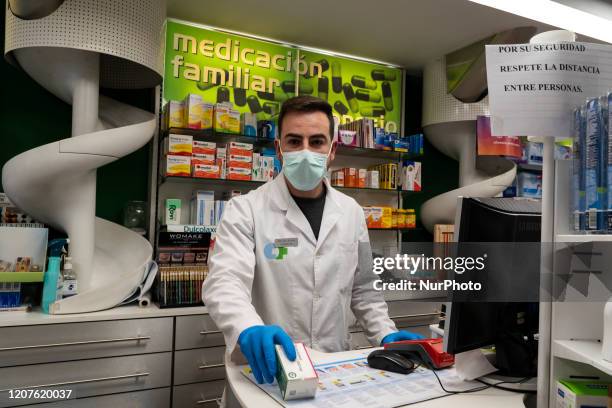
[485,42,612,138]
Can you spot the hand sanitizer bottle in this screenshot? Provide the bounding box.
[42,238,68,314]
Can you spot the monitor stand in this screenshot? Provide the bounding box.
[479,352,537,392]
[455,349,537,392]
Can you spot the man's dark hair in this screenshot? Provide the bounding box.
[278,95,334,140]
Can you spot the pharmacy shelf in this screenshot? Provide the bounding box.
[160,225,417,232]
[395,227,425,233]
[336,145,420,160]
[160,225,217,233]
[553,339,612,376]
[161,175,265,189]
[162,175,417,194]
[334,188,423,196]
[517,162,543,172]
[0,272,44,283]
[336,186,402,193]
[168,127,273,148]
[165,128,422,160]
[555,234,612,243]
[369,227,419,231]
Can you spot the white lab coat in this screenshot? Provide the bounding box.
[202,173,397,360]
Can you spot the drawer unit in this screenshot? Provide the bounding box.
[392,316,438,331]
[391,324,431,338]
[349,331,372,350]
[172,380,225,408]
[0,318,173,367]
[0,352,172,407]
[173,347,226,385]
[18,388,171,408]
[175,315,224,350]
[387,301,440,327]
[348,301,440,330]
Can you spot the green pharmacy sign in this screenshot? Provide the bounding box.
[163,19,402,130]
[298,49,402,133]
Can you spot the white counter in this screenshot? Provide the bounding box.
[0,304,208,327]
[226,348,527,408]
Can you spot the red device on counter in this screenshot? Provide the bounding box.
[384,338,455,370]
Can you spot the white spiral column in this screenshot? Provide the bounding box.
[2,0,165,313]
[420,57,516,233]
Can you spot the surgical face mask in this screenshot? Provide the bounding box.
[280,145,331,191]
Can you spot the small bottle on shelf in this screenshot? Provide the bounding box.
[61,257,78,298]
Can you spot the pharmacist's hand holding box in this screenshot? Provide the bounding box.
[239,325,318,400]
[238,325,297,384]
[276,342,318,400]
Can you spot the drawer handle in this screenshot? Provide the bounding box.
[0,372,150,393]
[199,330,221,336]
[0,335,151,352]
[390,311,440,320]
[198,363,225,369]
[196,397,222,405]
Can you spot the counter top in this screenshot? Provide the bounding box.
[0,304,208,327]
[226,348,526,408]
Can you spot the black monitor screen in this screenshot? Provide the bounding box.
[444,197,541,357]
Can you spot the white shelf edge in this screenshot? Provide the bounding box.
[0,304,209,327]
[162,224,217,233]
[555,234,612,243]
[553,339,612,376]
[517,163,543,172]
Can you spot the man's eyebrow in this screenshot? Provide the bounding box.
[284,133,303,139]
[308,134,328,139]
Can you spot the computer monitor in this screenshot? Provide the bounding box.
[443,197,541,377]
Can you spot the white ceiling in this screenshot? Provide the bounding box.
[167,0,556,71]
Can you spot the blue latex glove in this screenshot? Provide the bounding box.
[238,325,296,384]
[380,330,425,345]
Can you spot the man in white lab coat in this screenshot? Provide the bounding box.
[202,96,422,387]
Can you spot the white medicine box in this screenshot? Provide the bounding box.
[275,343,318,400]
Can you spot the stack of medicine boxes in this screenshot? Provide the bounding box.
[227,142,252,181]
[190,191,227,227]
[193,140,220,179]
[162,134,192,177]
[163,135,277,183]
